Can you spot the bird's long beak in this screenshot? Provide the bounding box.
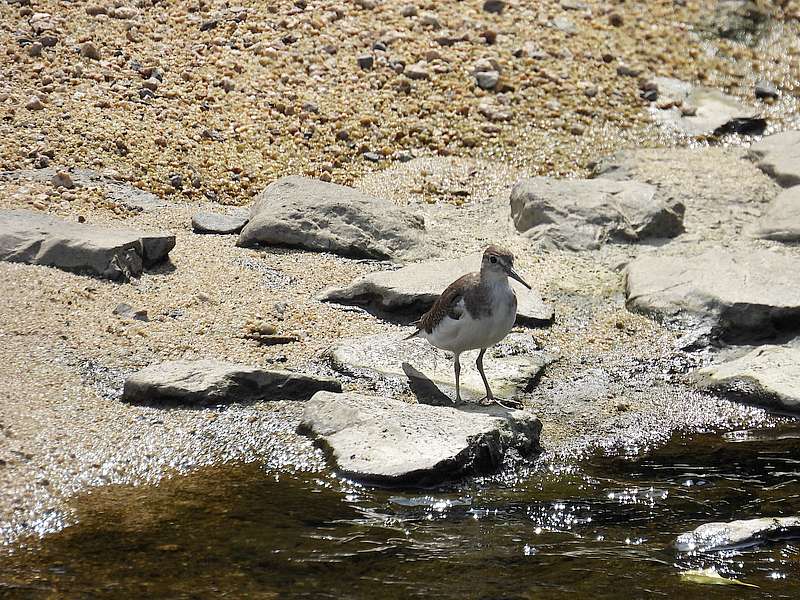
[505,265,531,289]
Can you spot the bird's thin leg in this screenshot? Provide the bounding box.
[454,353,462,404]
[476,348,494,401]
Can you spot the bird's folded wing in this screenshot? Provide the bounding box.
[418,273,475,333]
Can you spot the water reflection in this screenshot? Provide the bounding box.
[1,422,800,598]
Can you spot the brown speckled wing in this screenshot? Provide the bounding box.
[416,273,478,334]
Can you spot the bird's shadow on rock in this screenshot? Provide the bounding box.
[401,362,518,417]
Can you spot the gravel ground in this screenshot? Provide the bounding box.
[1,0,799,545]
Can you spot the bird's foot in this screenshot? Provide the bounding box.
[480,396,522,410]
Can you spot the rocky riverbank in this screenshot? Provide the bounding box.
[1,0,800,547]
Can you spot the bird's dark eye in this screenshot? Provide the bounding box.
[490,256,498,264]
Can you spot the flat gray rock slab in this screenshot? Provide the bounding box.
[326,332,554,404]
[748,130,800,187]
[676,517,800,552]
[625,248,800,342]
[649,77,759,137]
[319,253,554,325]
[191,210,249,235]
[0,209,175,280]
[237,176,428,260]
[300,390,542,485]
[509,177,684,250]
[0,167,168,211]
[751,185,800,242]
[694,345,800,411]
[122,360,341,405]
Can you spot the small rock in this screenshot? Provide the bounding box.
[113,303,149,322]
[625,248,800,343]
[420,12,441,29]
[26,96,44,111]
[483,0,506,14]
[80,41,101,60]
[616,63,642,77]
[478,99,512,121]
[85,5,107,16]
[0,209,174,280]
[694,345,800,412]
[51,171,74,189]
[122,360,341,405]
[405,61,430,80]
[510,177,684,250]
[676,517,800,553]
[581,82,598,97]
[142,77,160,91]
[363,152,381,162]
[300,390,541,485]
[318,253,553,325]
[552,17,576,34]
[755,80,779,99]
[748,130,800,187]
[357,54,374,70]
[475,70,500,90]
[191,211,249,235]
[400,5,417,17]
[110,6,138,19]
[28,42,43,57]
[609,13,624,26]
[169,174,183,190]
[237,176,428,260]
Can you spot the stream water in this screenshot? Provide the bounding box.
[2,419,799,599]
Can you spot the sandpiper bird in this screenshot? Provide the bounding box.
[406,245,531,405]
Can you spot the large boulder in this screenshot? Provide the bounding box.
[509,177,684,250]
[751,185,800,242]
[326,332,554,404]
[694,345,800,411]
[625,248,800,342]
[300,391,542,485]
[748,130,800,187]
[0,209,174,280]
[648,77,762,137]
[676,516,800,552]
[122,360,341,405]
[237,176,427,259]
[319,253,553,325]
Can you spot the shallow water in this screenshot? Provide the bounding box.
[2,420,800,599]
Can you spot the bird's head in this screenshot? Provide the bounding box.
[481,245,531,289]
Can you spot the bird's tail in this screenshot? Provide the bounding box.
[403,319,422,340]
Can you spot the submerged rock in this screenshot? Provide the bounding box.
[318,253,553,325]
[122,360,341,405]
[748,130,800,187]
[676,516,800,552]
[648,77,762,137]
[750,186,800,242]
[191,211,249,235]
[510,177,684,250]
[326,332,554,404]
[237,176,428,260]
[694,345,800,411]
[0,209,174,280]
[300,391,542,485]
[625,248,800,343]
